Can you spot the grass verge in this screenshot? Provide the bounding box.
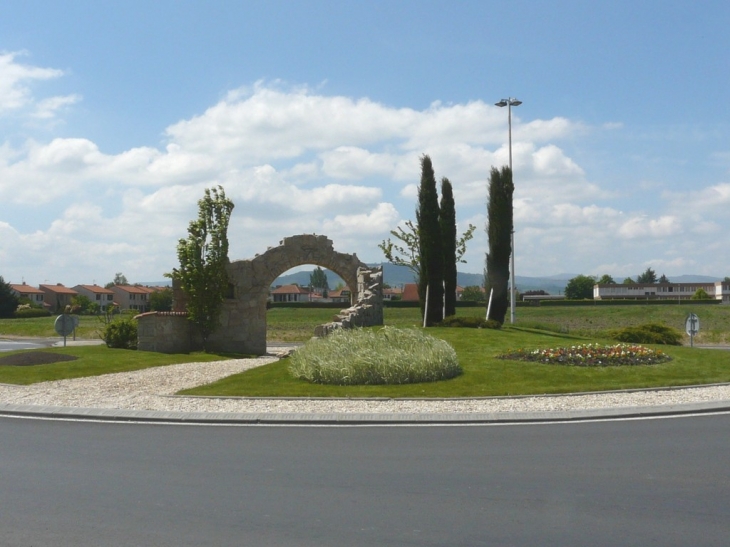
[0,346,240,385]
[179,327,730,398]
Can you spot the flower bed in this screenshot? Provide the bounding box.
[499,343,671,367]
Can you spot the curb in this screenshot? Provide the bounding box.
[1,400,729,425]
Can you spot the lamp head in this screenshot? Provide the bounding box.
[510,99,522,106]
[494,100,508,108]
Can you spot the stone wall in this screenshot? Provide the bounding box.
[314,266,383,337]
[159,234,384,355]
[136,311,202,353]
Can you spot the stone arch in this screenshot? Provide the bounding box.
[205,234,382,355]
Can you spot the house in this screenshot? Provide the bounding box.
[594,281,730,303]
[401,283,419,302]
[270,284,313,303]
[72,284,116,311]
[9,283,46,308]
[327,289,351,303]
[39,284,78,313]
[383,287,402,301]
[110,284,153,311]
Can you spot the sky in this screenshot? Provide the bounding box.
[1,0,729,287]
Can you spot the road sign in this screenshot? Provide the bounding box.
[54,314,75,336]
[54,314,77,347]
[685,313,700,347]
[685,313,700,336]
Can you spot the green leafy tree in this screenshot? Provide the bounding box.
[168,186,234,351]
[309,267,329,297]
[70,294,93,314]
[105,272,129,288]
[417,155,444,326]
[564,274,597,300]
[622,277,635,284]
[440,177,458,317]
[691,288,712,300]
[637,267,657,284]
[724,276,730,283]
[0,276,19,318]
[378,219,475,285]
[658,274,670,283]
[461,285,486,302]
[485,166,514,324]
[149,287,173,312]
[597,274,615,284]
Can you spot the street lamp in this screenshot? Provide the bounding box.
[495,97,521,324]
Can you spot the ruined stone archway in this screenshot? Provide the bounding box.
[204,234,383,355]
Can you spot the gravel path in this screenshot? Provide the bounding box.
[2,355,730,415]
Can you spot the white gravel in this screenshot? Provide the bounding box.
[2,354,730,415]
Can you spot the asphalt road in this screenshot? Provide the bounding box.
[1,414,729,546]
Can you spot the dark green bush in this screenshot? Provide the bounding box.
[609,323,683,345]
[14,307,52,318]
[437,316,501,329]
[101,318,138,349]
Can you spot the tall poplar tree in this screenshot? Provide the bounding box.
[440,177,458,318]
[417,155,443,326]
[485,166,513,324]
[169,186,234,351]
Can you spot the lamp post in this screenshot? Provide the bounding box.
[495,97,521,324]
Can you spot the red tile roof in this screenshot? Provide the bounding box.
[270,284,311,295]
[39,284,78,295]
[401,283,419,302]
[10,283,44,294]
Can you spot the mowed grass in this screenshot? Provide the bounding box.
[0,315,102,339]
[0,345,238,385]
[180,325,730,398]
[2,304,730,396]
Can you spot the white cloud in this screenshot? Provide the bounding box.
[0,51,65,113]
[32,94,82,119]
[3,80,730,284]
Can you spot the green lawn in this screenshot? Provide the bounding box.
[0,346,238,385]
[180,326,730,398]
[2,304,729,396]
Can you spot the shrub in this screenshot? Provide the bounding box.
[101,318,138,349]
[609,323,683,345]
[288,327,461,385]
[438,316,501,329]
[14,307,52,318]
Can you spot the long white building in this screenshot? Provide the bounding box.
[593,281,730,303]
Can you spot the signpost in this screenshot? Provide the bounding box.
[685,313,700,348]
[54,314,77,347]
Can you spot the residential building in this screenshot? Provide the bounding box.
[270,284,312,303]
[327,289,351,303]
[594,281,730,303]
[72,284,115,310]
[110,284,153,311]
[39,284,78,313]
[401,283,419,302]
[383,287,402,301]
[9,283,46,307]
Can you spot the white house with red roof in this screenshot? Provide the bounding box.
[270,284,313,303]
[9,282,46,307]
[72,284,116,310]
[39,283,78,313]
[110,284,153,311]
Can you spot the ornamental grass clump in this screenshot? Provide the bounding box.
[288,327,461,385]
[499,343,671,367]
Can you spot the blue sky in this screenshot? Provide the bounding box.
[1,0,728,286]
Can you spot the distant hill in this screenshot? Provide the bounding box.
[271,266,723,294]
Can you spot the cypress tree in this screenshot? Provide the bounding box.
[485,166,513,324]
[440,177,458,318]
[416,155,443,326]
